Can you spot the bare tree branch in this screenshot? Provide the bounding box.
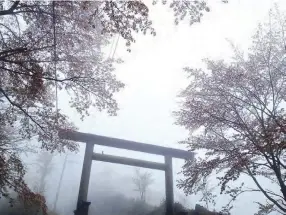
[0,1,20,16]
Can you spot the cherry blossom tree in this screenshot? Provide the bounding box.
[176,9,286,215]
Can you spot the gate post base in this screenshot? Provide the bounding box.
[74,201,91,215]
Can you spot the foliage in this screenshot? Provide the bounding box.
[147,201,223,215]
[0,191,47,215]
[148,200,186,215]
[0,1,124,212]
[190,204,224,215]
[88,0,228,50]
[198,176,217,209]
[175,8,286,215]
[127,198,153,215]
[0,1,124,152]
[153,0,211,25]
[0,124,47,214]
[89,191,153,215]
[0,0,227,213]
[89,191,196,215]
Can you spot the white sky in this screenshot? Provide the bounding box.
[52,0,286,214]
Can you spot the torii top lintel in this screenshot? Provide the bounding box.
[59,130,194,160]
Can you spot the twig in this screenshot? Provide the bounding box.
[0,87,46,133]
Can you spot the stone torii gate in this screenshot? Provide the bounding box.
[59,130,194,215]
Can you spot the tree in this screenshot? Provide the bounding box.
[198,177,216,210]
[32,150,55,195]
[0,124,47,214]
[0,192,58,215]
[0,0,227,212]
[0,1,123,212]
[175,8,286,215]
[132,168,154,202]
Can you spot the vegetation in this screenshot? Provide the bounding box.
[3,0,286,214]
[132,168,154,202]
[0,192,58,215]
[176,8,286,215]
[0,1,228,212]
[0,191,221,215]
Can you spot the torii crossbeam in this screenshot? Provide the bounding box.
[59,130,194,215]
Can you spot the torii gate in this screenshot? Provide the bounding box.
[59,130,194,215]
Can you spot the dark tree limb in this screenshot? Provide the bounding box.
[245,165,286,212]
[0,1,20,16]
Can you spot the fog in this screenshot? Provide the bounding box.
[21,146,190,215]
[3,0,286,215]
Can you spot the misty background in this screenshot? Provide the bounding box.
[5,0,286,215]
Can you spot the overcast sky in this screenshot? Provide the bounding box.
[52,1,286,214]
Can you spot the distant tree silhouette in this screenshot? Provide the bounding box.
[132,168,154,202]
[32,150,55,196]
